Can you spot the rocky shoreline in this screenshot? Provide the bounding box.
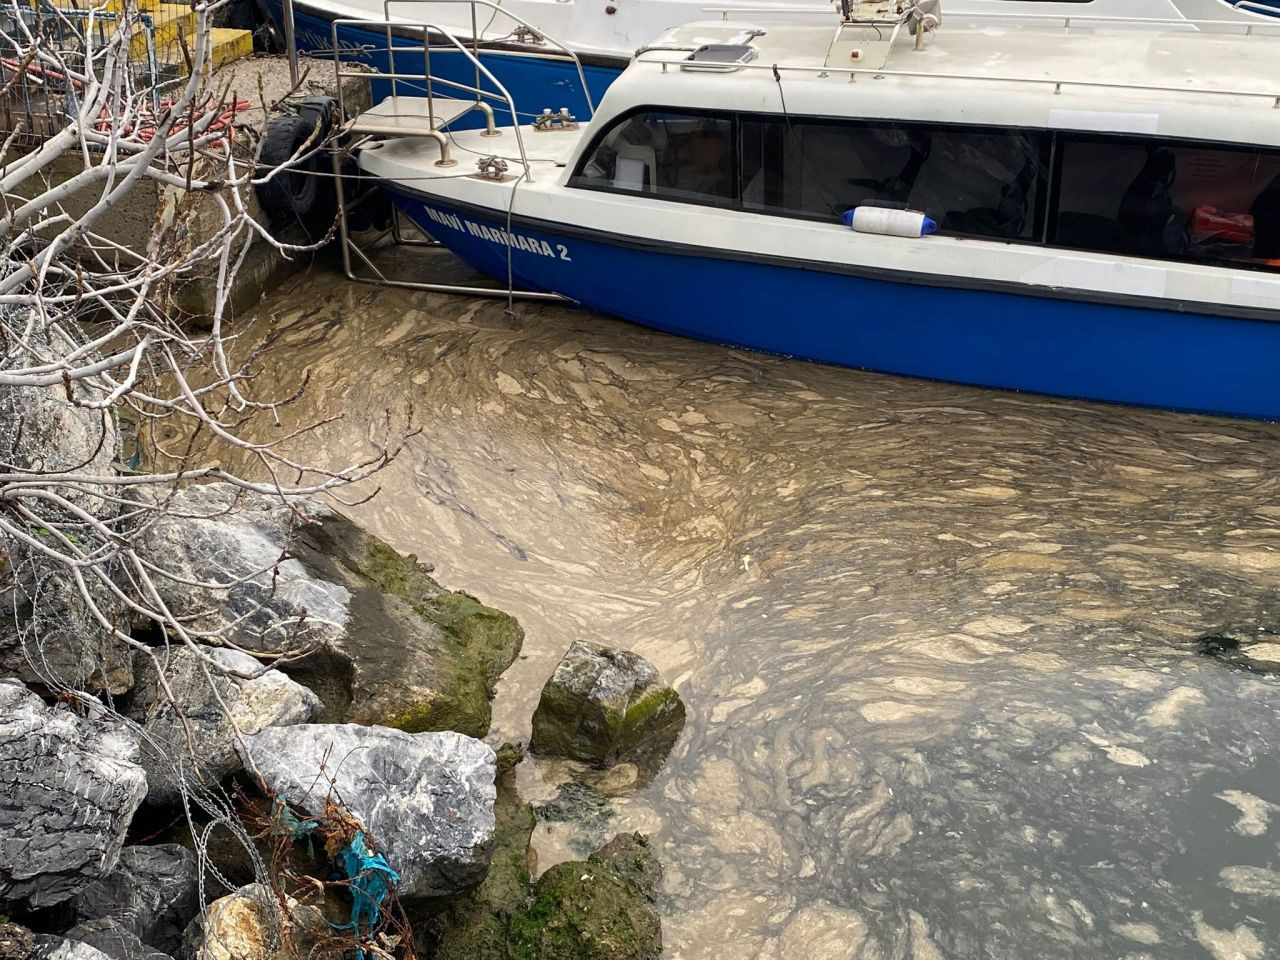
[1,476,686,960]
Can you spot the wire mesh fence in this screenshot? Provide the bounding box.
[0,0,176,149]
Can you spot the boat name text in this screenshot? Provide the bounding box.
[421,205,571,261]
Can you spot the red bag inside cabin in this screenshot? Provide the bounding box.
[1189,206,1256,248]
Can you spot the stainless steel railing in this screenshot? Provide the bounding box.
[700,5,1280,31]
[332,16,532,172]
[326,2,577,299]
[638,35,1280,108]
[379,0,596,116]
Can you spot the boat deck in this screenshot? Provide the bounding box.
[639,18,1280,99]
[620,17,1280,145]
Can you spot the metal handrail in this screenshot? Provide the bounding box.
[1234,0,1280,15]
[381,0,596,116]
[702,5,879,16]
[638,48,1280,107]
[282,0,300,85]
[331,16,535,177]
[954,11,1280,33]
[326,11,566,300]
[700,6,1280,31]
[357,65,530,114]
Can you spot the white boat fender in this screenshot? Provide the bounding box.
[841,207,938,238]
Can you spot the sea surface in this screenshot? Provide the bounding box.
[218,253,1280,959]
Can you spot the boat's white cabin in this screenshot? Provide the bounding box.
[557,12,1280,272]
[613,16,1280,146]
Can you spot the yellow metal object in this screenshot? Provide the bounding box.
[210,27,253,69]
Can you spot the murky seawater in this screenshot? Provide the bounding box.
[212,252,1279,958]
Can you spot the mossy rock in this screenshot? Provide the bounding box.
[420,762,537,958]
[530,641,684,774]
[285,513,523,738]
[425,823,662,960]
[507,859,660,960]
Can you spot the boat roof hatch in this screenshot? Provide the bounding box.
[684,42,762,71]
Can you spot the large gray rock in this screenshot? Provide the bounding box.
[137,483,522,738]
[530,641,685,771]
[136,484,347,661]
[30,938,114,960]
[238,723,496,899]
[69,844,199,955]
[0,555,132,694]
[0,373,130,694]
[62,919,170,960]
[128,646,321,804]
[0,367,118,486]
[180,883,327,960]
[0,681,147,910]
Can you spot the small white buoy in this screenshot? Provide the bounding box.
[841,206,938,238]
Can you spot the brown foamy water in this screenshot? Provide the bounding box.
[203,252,1280,958]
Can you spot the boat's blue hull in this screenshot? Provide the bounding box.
[387,190,1280,421]
[261,0,621,124]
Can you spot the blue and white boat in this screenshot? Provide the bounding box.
[354,2,1280,418]
[268,0,1278,122]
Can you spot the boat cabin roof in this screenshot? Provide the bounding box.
[621,16,1280,146]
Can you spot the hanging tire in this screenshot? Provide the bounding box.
[255,97,336,241]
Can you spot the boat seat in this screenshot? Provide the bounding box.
[345,96,475,138]
[613,144,657,192]
[1250,173,1280,258]
[1117,147,1186,255]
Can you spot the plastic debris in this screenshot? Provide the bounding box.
[270,798,398,958]
[270,796,318,840]
[335,829,399,955]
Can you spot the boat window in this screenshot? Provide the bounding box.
[739,118,1048,240]
[569,111,737,206]
[1054,137,1280,269]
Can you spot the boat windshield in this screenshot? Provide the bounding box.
[572,111,738,207]
[569,108,1280,272]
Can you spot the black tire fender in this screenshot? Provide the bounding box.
[255,96,337,239]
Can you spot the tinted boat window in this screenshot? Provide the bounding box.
[1054,137,1280,268]
[739,118,1047,240]
[570,111,737,205]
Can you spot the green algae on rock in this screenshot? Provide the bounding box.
[427,821,662,960]
[288,510,524,738]
[132,482,523,740]
[509,833,661,960]
[423,751,662,960]
[530,641,684,773]
[423,761,538,958]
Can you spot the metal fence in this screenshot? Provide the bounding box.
[0,1,168,149]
